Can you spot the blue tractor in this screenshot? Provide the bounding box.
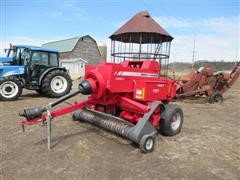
[0,44,72,101]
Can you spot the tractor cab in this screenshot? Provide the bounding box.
[3,44,59,66]
[1,45,59,79]
[17,46,59,84]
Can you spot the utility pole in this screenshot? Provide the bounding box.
[172,54,176,79]
[192,35,196,70]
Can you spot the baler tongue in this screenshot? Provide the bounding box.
[20,79,93,121]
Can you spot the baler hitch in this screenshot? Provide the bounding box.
[19,89,82,120]
[19,79,92,121]
[19,80,95,149]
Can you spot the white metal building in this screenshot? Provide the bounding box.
[60,58,87,79]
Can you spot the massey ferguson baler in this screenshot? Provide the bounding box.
[19,11,184,153]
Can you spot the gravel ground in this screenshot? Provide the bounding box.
[0,79,239,180]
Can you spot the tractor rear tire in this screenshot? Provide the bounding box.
[35,89,44,95]
[41,70,72,98]
[0,76,22,101]
[159,104,183,136]
[208,92,223,104]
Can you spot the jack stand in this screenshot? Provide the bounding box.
[46,109,52,150]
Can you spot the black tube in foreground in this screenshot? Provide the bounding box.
[50,89,82,108]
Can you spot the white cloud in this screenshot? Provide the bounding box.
[155,16,194,29]
[156,15,239,62]
[0,36,64,56]
[155,16,239,33]
[44,11,64,18]
[45,0,85,20]
[170,34,238,62]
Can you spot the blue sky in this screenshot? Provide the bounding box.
[1,0,239,62]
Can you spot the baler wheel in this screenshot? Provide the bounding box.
[159,104,183,136]
[208,92,223,104]
[139,135,155,153]
[0,76,22,101]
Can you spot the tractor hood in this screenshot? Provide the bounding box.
[0,65,25,78]
[0,57,13,63]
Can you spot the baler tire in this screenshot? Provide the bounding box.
[0,76,22,101]
[159,104,183,136]
[139,135,155,153]
[41,70,72,98]
[208,92,223,104]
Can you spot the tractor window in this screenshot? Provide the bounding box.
[49,53,58,66]
[42,53,48,65]
[7,49,16,58]
[31,52,48,66]
[16,48,26,65]
[22,49,30,65]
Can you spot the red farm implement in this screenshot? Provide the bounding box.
[176,63,240,104]
[19,11,184,153]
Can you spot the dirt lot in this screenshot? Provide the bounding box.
[0,79,239,180]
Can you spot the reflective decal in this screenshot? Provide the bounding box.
[116,71,158,78]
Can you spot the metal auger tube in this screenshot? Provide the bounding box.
[72,102,159,145]
[72,107,159,153]
[73,109,133,139]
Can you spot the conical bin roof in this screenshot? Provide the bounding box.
[110,11,173,43]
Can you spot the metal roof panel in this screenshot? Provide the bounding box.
[42,37,80,52]
[110,11,173,43]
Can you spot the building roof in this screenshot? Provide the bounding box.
[110,11,173,43]
[15,45,58,53]
[42,35,98,53]
[60,58,88,63]
[42,37,80,52]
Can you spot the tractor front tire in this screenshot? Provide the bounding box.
[41,70,72,98]
[159,104,183,136]
[0,76,22,101]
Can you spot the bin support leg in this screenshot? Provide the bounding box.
[46,110,52,150]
